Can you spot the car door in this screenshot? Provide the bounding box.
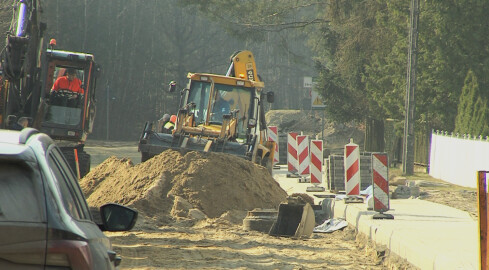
[0,158,47,269]
[47,146,117,269]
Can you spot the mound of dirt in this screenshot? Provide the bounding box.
[80,150,287,222]
[80,156,134,198]
[266,110,322,136]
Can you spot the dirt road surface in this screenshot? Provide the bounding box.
[107,222,385,270]
[84,140,395,269]
[84,140,475,269]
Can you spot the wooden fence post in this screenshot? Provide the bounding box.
[478,171,488,270]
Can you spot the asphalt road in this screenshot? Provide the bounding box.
[84,140,141,169]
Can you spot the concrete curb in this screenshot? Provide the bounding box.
[330,199,478,270]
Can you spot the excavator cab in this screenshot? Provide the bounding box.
[181,73,257,142]
[35,49,98,177]
[39,50,98,142]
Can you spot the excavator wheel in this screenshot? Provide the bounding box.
[255,155,262,167]
[255,153,273,175]
[141,152,152,163]
[261,156,273,175]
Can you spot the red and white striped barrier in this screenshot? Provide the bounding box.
[372,153,389,212]
[344,139,360,195]
[267,126,279,165]
[297,135,310,175]
[310,140,323,184]
[287,132,299,173]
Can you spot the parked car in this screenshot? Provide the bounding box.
[0,128,137,269]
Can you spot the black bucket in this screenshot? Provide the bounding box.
[269,203,305,237]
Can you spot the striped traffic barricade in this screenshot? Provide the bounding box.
[297,135,310,176]
[306,139,325,192]
[344,139,363,203]
[267,126,279,166]
[287,132,299,176]
[372,153,393,219]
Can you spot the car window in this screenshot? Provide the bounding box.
[48,148,90,220]
[0,161,46,222]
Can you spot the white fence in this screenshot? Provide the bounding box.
[429,131,489,188]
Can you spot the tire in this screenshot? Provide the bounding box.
[255,154,262,166]
[243,217,276,233]
[78,151,91,178]
[242,209,278,233]
[261,156,273,175]
[141,152,151,163]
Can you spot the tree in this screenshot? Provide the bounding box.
[34,0,489,139]
[455,70,489,137]
[313,0,389,122]
[42,0,273,139]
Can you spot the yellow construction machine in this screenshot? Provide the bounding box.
[138,51,276,171]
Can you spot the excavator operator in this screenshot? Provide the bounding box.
[211,90,231,122]
[51,68,84,94]
[50,68,84,107]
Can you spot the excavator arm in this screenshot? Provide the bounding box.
[0,1,99,178]
[1,0,46,128]
[226,50,261,82]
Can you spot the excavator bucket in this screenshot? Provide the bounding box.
[138,121,249,162]
[268,202,315,239]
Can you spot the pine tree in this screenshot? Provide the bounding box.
[470,97,486,136]
[455,70,477,134]
[454,69,489,137]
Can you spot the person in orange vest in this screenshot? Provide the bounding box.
[162,115,177,134]
[51,68,84,94]
[50,68,84,107]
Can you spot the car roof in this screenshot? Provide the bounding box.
[0,129,52,159]
[0,129,24,144]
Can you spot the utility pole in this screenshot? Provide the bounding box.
[403,0,419,175]
[106,84,109,141]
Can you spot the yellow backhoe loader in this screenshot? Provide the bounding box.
[138,51,276,171]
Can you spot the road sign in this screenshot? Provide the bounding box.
[304,76,313,88]
[311,90,326,109]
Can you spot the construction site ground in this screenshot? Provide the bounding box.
[79,109,475,269]
[83,138,477,270]
[83,141,387,269]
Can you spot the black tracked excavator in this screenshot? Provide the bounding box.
[0,0,99,177]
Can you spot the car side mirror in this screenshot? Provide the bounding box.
[99,203,138,231]
[168,81,177,93]
[266,91,274,103]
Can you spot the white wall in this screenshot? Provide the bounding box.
[429,131,489,188]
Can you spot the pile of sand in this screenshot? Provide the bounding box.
[80,150,287,222]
